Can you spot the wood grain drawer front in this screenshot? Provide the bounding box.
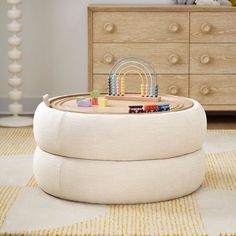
[190,13,236,43]
[190,44,236,74]
[93,43,189,74]
[190,75,236,105]
[93,12,189,43]
[93,74,189,97]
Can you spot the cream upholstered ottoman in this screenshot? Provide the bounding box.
[33,94,207,204]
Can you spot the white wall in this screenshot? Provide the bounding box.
[0,0,175,113]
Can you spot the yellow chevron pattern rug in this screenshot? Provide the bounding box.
[0,128,236,236]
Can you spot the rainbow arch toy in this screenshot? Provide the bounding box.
[106,58,160,102]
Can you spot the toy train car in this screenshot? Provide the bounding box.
[128,105,144,113]
[129,103,170,113]
[157,103,170,112]
[144,105,157,112]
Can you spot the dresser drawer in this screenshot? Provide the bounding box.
[190,75,236,105]
[93,74,189,97]
[93,12,189,43]
[190,44,236,74]
[93,43,189,74]
[190,12,236,43]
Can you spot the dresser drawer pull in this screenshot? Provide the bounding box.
[200,54,211,64]
[103,53,114,64]
[168,54,179,64]
[168,23,180,33]
[103,23,115,33]
[168,85,179,95]
[200,85,210,95]
[200,23,212,34]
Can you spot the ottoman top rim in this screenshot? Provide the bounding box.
[34,96,206,161]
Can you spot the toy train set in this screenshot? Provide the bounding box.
[129,103,170,113]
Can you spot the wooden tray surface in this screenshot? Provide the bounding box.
[49,94,194,114]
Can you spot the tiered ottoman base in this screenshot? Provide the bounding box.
[34,147,205,204]
[33,95,207,204]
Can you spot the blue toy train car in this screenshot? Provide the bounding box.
[157,103,170,112]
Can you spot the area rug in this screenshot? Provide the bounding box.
[0,128,235,236]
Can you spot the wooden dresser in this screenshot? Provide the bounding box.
[88,5,236,111]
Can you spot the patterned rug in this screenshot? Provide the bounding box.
[0,128,235,236]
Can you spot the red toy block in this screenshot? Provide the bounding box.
[91,98,98,105]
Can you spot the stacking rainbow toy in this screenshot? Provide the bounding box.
[107,58,159,98]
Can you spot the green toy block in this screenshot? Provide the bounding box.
[90,90,100,99]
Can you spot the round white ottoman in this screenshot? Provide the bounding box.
[34,147,205,204]
[33,94,207,204]
[34,100,206,161]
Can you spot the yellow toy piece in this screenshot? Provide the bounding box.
[100,98,108,107]
[121,77,125,96]
[141,83,145,97]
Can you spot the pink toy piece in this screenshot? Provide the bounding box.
[77,98,91,107]
[145,83,150,97]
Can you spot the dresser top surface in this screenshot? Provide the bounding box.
[88,4,236,12]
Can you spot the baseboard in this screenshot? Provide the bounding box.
[0,97,42,115]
